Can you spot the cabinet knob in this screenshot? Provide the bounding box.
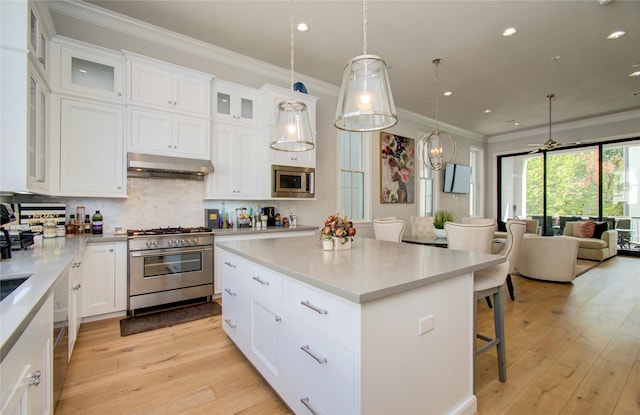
[72,283,81,290]
[28,370,42,387]
[117,92,122,97]
[109,248,114,252]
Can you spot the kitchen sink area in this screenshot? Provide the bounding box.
[0,274,31,302]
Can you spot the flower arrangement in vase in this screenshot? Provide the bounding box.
[320,213,356,250]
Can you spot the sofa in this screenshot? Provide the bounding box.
[562,221,617,261]
[494,219,540,240]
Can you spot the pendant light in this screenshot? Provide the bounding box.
[270,0,314,152]
[334,0,397,132]
[421,58,456,171]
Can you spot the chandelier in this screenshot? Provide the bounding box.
[333,0,397,132]
[421,58,456,171]
[270,0,314,152]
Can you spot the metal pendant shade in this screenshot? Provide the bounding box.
[271,100,314,151]
[271,0,315,152]
[334,0,397,132]
[421,58,456,171]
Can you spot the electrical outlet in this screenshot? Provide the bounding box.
[418,314,435,335]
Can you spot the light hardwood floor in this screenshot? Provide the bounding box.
[57,256,639,414]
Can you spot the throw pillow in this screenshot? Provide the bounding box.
[573,220,595,238]
[593,221,608,239]
[497,220,507,232]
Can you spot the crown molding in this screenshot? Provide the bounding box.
[488,109,640,143]
[398,107,487,142]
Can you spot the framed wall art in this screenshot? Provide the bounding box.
[380,132,415,203]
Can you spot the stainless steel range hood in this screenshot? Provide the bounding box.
[127,153,214,180]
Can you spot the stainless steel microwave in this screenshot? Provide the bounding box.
[272,165,315,198]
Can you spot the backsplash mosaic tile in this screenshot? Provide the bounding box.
[8,178,297,234]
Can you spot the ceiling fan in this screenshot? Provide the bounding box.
[528,94,581,153]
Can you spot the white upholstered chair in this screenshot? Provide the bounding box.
[373,218,406,242]
[410,216,435,238]
[492,219,527,301]
[445,222,495,253]
[461,216,496,226]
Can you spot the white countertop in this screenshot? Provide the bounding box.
[212,225,317,237]
[0,234,127,362]
[217,236,505,303]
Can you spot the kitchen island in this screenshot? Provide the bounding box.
[217,236,504,415]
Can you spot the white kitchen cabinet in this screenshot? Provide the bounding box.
[0,295,53,415]
[260,84,318,168]
[53,38,125,102]
[213,80,258,126]
[128,55,211,116]
[81,241,127,318]
[27,1,50,76]
[206,122,259,199]
[58,97,126,197]
[129,108,210,159]
[68,258,83,357]
[219,251,249,349]
[26,60,51,194]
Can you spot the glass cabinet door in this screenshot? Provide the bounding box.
[60,46,124,101]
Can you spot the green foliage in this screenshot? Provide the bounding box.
[434,210,455,229]
[524,147,624,217]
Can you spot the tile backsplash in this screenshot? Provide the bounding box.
[5,178,297,233]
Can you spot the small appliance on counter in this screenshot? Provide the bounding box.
[1,203,16,259]
[263,206,276,227]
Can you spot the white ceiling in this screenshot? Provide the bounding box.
[79,0,640,138]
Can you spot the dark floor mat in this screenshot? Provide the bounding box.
[120,301,222,336]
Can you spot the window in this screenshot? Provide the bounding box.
[339,131,370,221]
[469,147,483,216]
[416,137,434,216]
[498,138,639,247]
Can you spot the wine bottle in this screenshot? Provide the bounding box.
[92,210,103,234]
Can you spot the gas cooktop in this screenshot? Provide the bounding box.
[127,227,212,236]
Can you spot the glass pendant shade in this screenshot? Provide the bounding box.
[271,100,314,152]
[334,54,398,132]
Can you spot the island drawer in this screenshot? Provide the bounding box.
[286,352,357,415]
[246,262,283,302]
[289,279,359,347]
[287,316,356,405]
[219,251,246,279]
[221,272,247,347]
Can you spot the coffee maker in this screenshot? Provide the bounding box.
[263,206,276,227]
[1,203,16,259]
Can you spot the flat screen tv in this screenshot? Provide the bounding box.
[443,164,471,194]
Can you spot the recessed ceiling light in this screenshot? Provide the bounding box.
[296,22,309,32]
[502,27,518,37]
[514,122,520,126]
[551,55,562,61]
[630,71,640,78]
[443,91,453,96]
[78,69,88,74]
[483,109,492,114]
[607,30,626,39]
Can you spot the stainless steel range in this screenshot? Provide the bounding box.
[127,227,213,316]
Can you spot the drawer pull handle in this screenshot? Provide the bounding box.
[224,319,236,329]
[28,370,42,387]
[300,345,327,364]
[301,300,327,315]
[224,261,236,268]
[252,276,269,286]
[72,283,81,291]
[224,288,236,297]
[275,316,282,323]
[300,397,319,415]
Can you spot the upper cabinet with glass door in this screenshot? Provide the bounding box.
[213,80,259,127]
[27,1,51,76]
[51,37,125,103]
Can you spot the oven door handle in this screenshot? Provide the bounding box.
[130,247,212,257]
